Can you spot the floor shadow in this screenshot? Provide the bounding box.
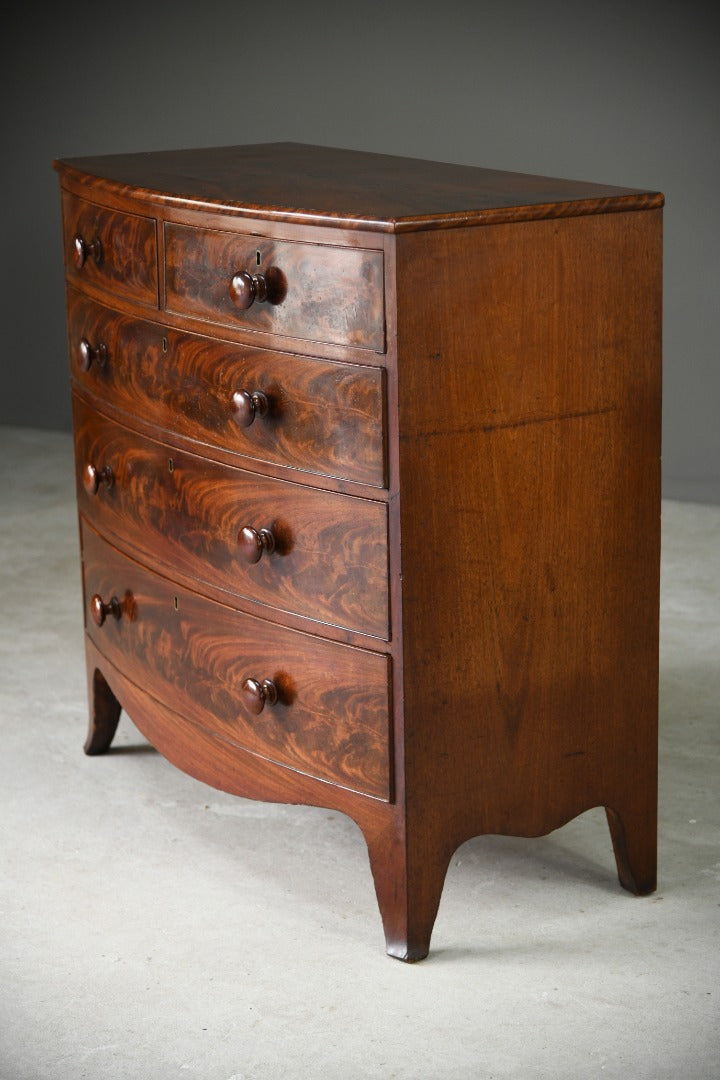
[106,742,158,755]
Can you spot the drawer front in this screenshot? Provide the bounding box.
[74,398,389,638]
[164,222,385,351]
[62,192,158,307]
[82,522,391,800]
[67,290,386,488]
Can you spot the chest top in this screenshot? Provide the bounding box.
[54,141,662,232]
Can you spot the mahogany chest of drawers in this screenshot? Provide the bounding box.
[54,143,663,960]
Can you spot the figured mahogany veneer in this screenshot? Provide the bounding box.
[66,289,386,488]
[164,223,385,350]
[62,191,158,307]
[73,395,389,638]
[55,142,663,961]
[82,521,391,799]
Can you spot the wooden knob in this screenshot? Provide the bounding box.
[90,594,121,626]
[79,337,107,371]
[230,389,269,428]
[229,270,268,309]
[238,526,275,564]
[241,677,278,715]
[73,233,102,269]
[83,463,114,496]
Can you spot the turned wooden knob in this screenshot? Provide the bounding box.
[230,389,269,428]
[242,677,278,715]
[90,594,121,626]
[229,269,268,309]
[238,526,275,564]
[73,233,102,269]
[83,462,114,495]
[79,337,107,371]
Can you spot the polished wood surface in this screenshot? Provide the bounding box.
[73,396,389,637]
[62,192,158,306]
[164,222,385,350]
[57,143,662,961]
[89,593,121,627]
[230,388,270,428]
[229,269,270,309]
[73,233,103,269]
[237,525,276,564]
[241,677,278,715]
[78,335,107,371]
[383,210,662,956]
[84,663,122,755]
[55,143,663,232]
[67,289,386,488]
[81,521,391,800]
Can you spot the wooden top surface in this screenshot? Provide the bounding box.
[54,142,663,232]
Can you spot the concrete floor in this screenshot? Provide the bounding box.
[0,425,718,1080]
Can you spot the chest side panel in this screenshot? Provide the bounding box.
[395,211,662,839]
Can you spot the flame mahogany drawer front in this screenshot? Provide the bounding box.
[62,192,158,308]
[81,521,391,800]
[73,395,389,639]
[66,289,386,488]
[55,143,663,961]
[164,222,385,351]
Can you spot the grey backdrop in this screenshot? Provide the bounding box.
[2,1,717,502]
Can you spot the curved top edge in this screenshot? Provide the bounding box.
[390,190,665,231]
[54,153,664,234]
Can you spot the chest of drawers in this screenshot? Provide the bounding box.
[54,143,663,960]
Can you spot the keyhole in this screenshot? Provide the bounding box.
[168,458,174,473]
[256,250,261,266]
[162,336,168,353]
[173,595,179,611]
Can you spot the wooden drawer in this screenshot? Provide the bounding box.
[62,192,158,307]
[164,222,385,351]
[73,398,389,638]
[67,290,386,488]
[81,521,391,800]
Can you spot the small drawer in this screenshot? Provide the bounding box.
[164,222,385,351]
[82,521,391,801]
[62,192,158,307]
[74,398,389,639]
[67,290,386,488]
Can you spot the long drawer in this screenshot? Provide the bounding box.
[67,289,386,488]
[81,521,391,800]
[74,397,389,639]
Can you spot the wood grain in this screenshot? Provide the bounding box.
[81,521,391,800]
[62,191,158,307]
[55,143,663,233]
[66,288,386,487]
[164,222,385,350]
[83,666,122,755]
[57,145,663,960]
[73,396,389,638]
[394,209,662,917]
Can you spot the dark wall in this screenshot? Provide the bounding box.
[2,0,718,501]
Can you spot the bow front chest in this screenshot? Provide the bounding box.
[54,143,663,960]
